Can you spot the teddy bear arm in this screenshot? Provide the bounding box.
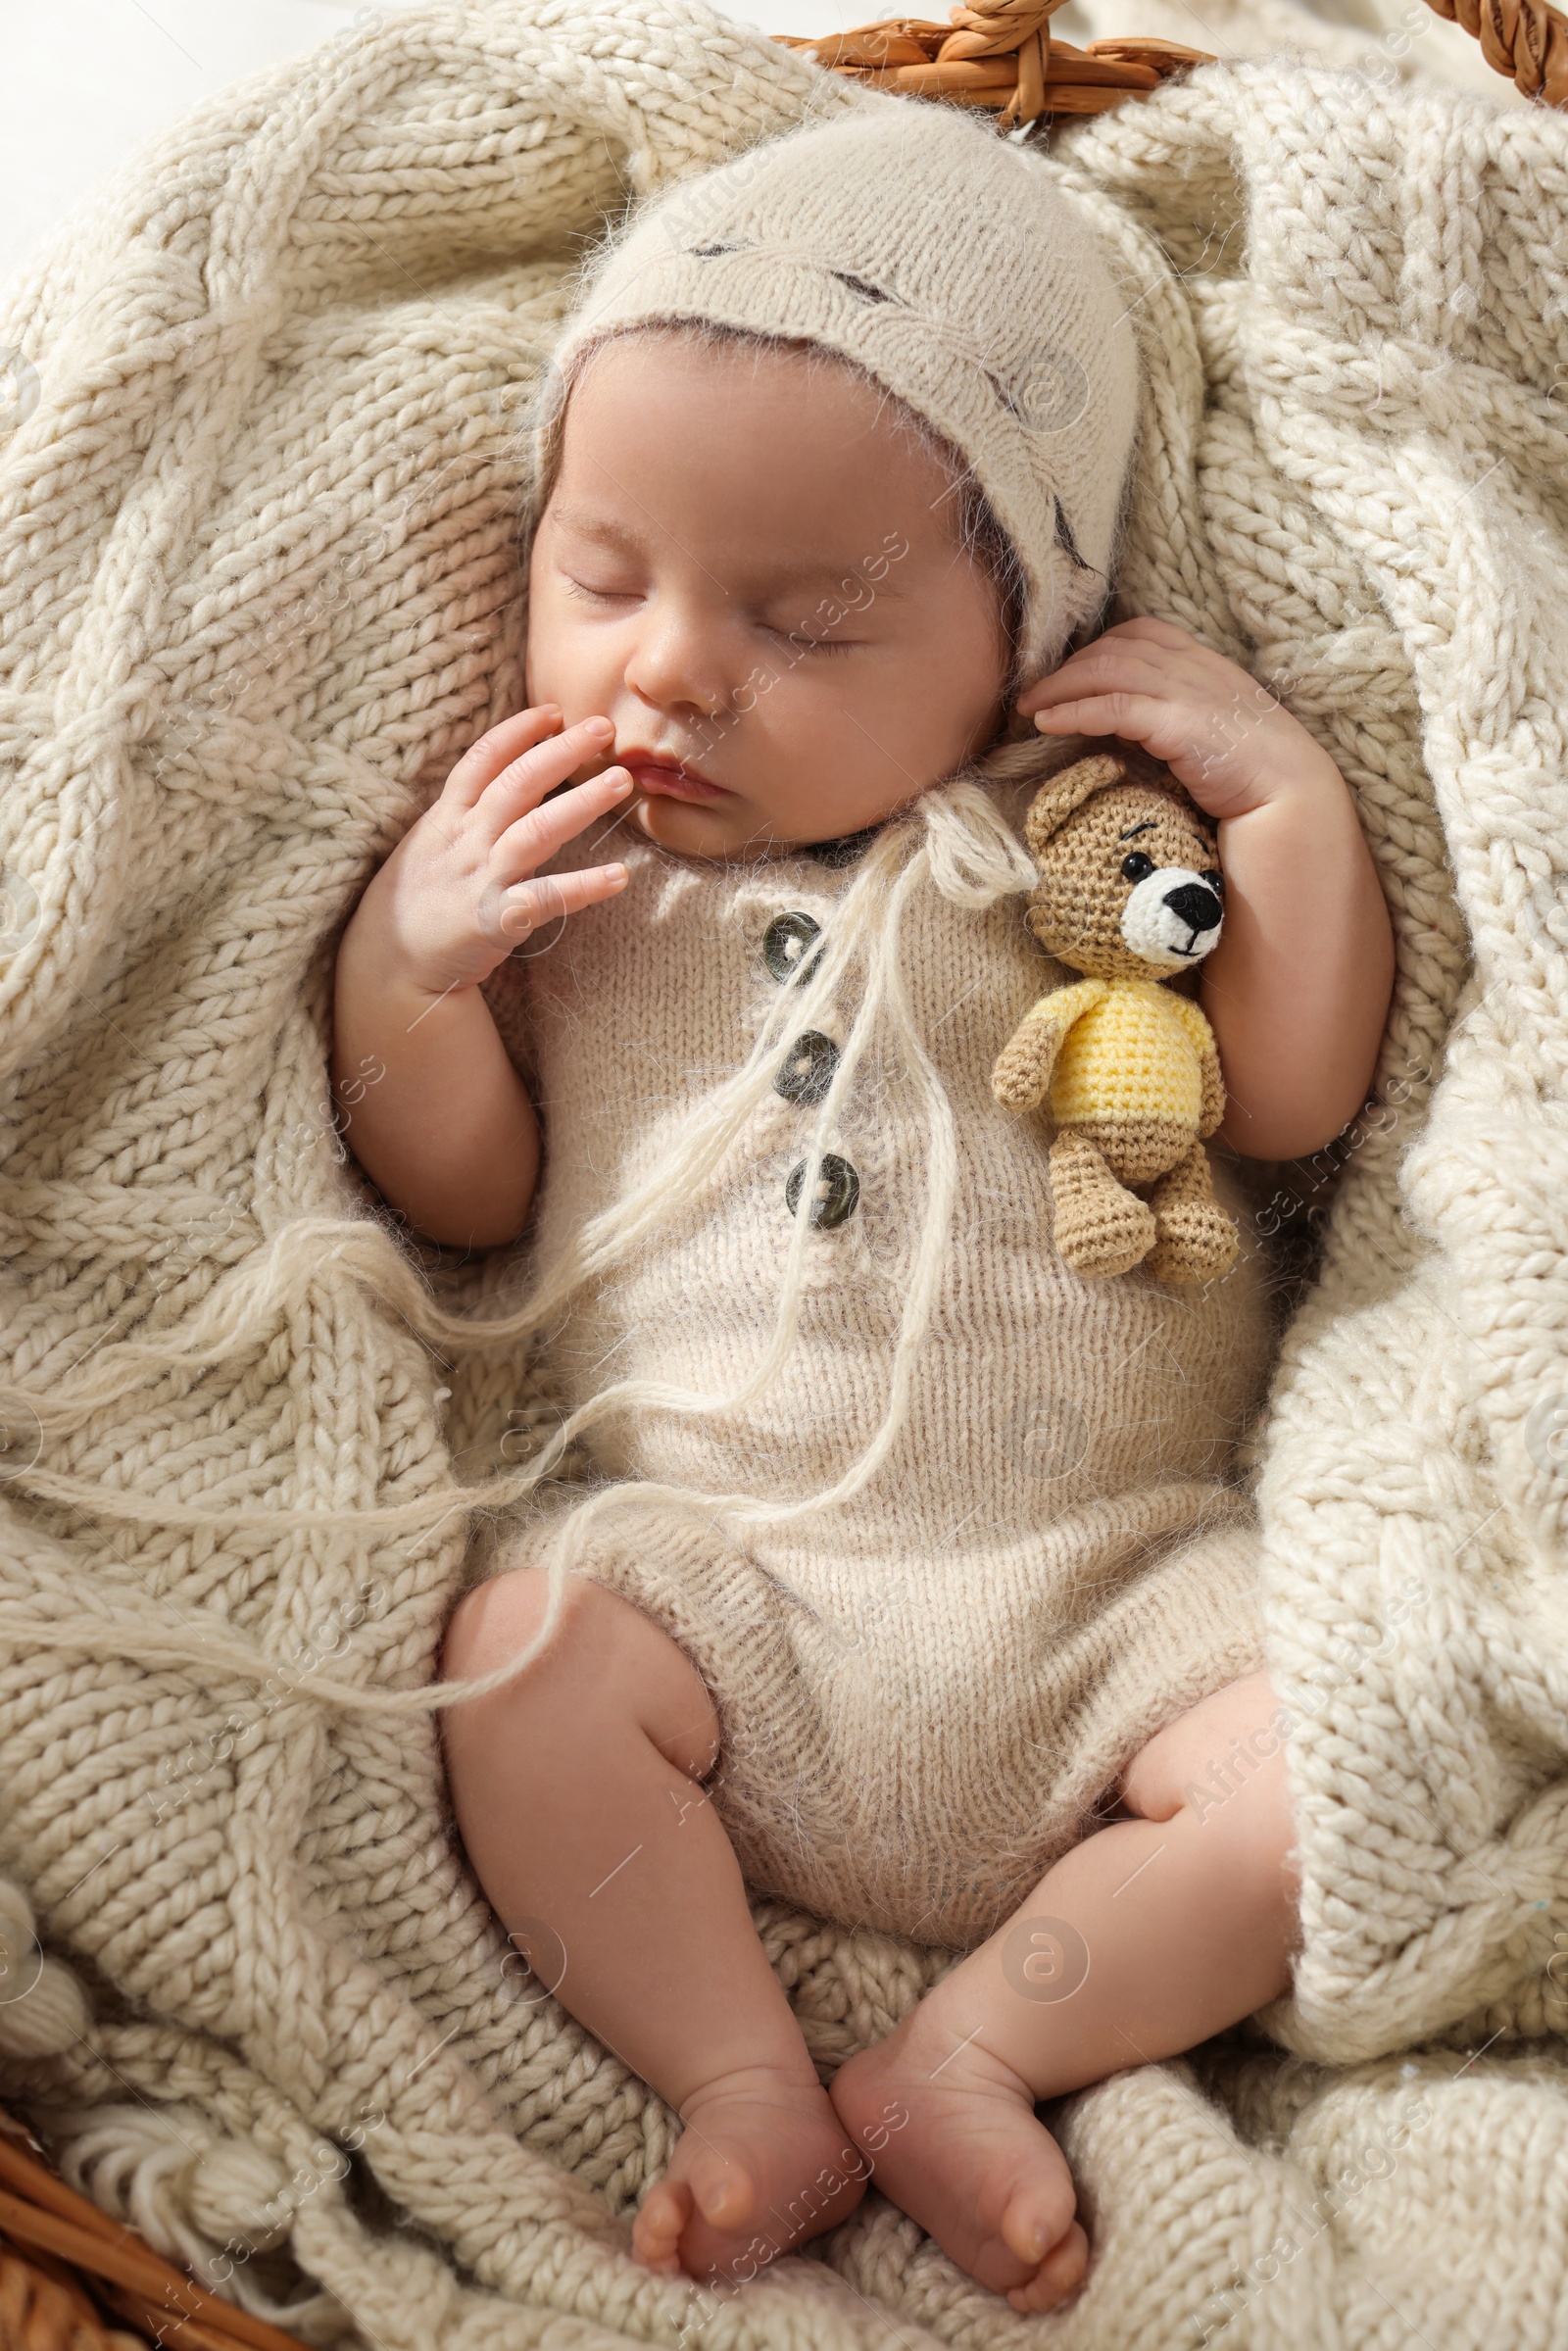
[992,981,1102,1112]
[992,1004,1070,1112]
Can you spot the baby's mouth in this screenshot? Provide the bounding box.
[619,751,728,804]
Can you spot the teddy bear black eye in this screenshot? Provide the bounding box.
[1201,867,1225,898]
[1120,852,1155,884]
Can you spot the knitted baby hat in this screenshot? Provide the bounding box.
[531,97,1141,684]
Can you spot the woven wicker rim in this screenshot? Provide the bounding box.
[772,0,1568,118]
[0,2109,308,2351]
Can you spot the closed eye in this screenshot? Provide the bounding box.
[563,584,854,655]
[563,576,637,605]
[769,625,854,655]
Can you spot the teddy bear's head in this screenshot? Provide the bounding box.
[1021,748,1224,982]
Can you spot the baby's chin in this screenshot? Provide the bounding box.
[632,786,903,863]
[630,790,814,864]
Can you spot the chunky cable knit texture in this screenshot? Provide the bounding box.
[1,4,1567,2347]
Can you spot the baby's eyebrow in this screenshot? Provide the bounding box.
[760,551,907,598]
[547,505,646,557]
[547,503,902,599]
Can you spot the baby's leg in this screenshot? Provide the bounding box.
[440,1569,866,2283]
[829,1669,1298,2313]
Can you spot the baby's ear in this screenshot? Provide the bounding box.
[1023,753,1127,862]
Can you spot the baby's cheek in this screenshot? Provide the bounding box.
[520,565,587,713]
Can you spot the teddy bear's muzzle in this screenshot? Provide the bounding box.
[1121,869,1224,968]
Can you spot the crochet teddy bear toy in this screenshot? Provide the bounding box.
[992,747,1242,1286]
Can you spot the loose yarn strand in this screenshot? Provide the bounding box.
[1,789,1001,1539]
[0,759,1052,1455]
[1,782,1015,1719]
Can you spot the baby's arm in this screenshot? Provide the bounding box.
[1019,617,1395,1161]
[332,708,631,1247]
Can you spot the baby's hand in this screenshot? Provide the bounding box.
[355,707,632,999]
[1017,616,1341,820]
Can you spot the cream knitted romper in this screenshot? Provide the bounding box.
[482,781,1278,1952]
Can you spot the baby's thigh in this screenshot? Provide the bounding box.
[440,1567,721,1784]
[1120,1670,1297,1874]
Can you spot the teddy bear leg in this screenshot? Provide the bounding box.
[1049,1130,1158,1278]
[1142,1140,1240,1286]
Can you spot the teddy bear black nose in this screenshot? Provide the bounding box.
[1163,881,1223,935]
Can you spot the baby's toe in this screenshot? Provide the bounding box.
[685,2140,757,2233]
[1006,2220,1091,2314]
[632,2177,694,2274]
[1000,2174,1077,2271]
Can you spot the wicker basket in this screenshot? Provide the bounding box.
[771,0,1568,119]
[0,2107,308,2351]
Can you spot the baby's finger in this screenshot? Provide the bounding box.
[1022,647,1180,713]
[1030,690,1179,747]
[490,766,634,882]
[1102,615,1200,655]
[473,716,616,844]
[1014,619,1196,714]
[442,705,564,811]
[476,863,628,950]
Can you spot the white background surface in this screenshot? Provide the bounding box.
[0,0,1528,295]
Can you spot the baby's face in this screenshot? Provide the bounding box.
[525,331,1011,860]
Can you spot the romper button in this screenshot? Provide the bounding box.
[774,1030,839,1106]
[762,910,822,984]
[786,1153,859,1229]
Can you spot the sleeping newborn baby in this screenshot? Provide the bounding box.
[332,102,1395,2313]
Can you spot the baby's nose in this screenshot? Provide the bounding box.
[621,606,726,721]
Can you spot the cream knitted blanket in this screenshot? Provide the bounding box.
[1,6,1566,2346]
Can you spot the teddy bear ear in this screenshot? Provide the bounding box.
[1023,753,1129,861]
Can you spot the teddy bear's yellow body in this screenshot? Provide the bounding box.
[1041,975,1215,1132]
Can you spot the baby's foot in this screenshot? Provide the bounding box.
[829,2009,1088,2314]
[632,2062,868,2286]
